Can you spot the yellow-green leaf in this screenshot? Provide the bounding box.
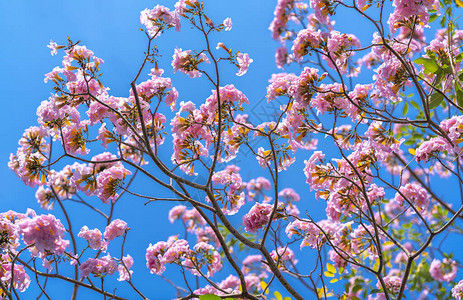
[324,271,335,277]
[326,263,337,274]
[408,148,416,155]
[329,278,338,283]
[274,291,283,300]
[260,281,269,294]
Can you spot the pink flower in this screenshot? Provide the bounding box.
[243,203,273,233]
[184,242,222,277]
[79,254,117,279]
[211,165,246,215]
[172,48,210,78]
[47,40,59,56]
[292,28,322,62]
[270,247,298,268]
[394,183,430,212]
[163,239,189,264]
[223,17,232,31]
[104,219,128,241]
[376,275,404,296]
[19,213,69,256]
[278,188,300,202]
[236,53,253,76]
[246,177,271,200]
[165,87,178,111]
[0,258,31,292]
[140,5,180,37]
[182,208,206,231]
[35,187,54,210]
[96,166,132,203]
[453,280,463,299]
[415,137,450,162]
[146,241,169,275]
[429,258,457,282]
[78,226,107,251]
[168,205,187,223]
[117,255,134,281]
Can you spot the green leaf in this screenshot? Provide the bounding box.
[456,82,463,108]
[429,14,438,22]
[410,100,421,111]
[428,92,444,109]
[274,291,283,300]
[352,285,363,293]
[199,295,221,300]
[414,57,439,74]
[402,102,409,115]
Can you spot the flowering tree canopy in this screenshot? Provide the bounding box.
[4,0,463,299]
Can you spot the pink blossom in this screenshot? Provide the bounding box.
[453,280,463,299]
[309,0,338,24]
[0,257,31,292]
[275,46,290,69]
[324,31,361,74]
[140,5,180,37]
[165,87,178,111]
[79,254,117,279]
[376,275,404,296]
[415,137,450,162]
[194,226,221,249]
[168,205,187,223]
[328,249,348,269]
[65,45,94,61]
[184,242,222,277]
[182,208,206,230]
[236,53,253,76]
[47,40,59,56]
[194,274,241,295]
[242,254,264,274]
[246,177,271,200]
[394,183,430,211]
[303,151,326,190]
[266,72,298,101]
[292,28,322,62]
[146,241,169,275]
[172,48,210,78]
[35,187,54,210]
[96,166,132,203]
[19,213,69,256]
[117,255,134,281]
[243,203,273,233]
[270,247,298,267]
[163,239,189,264]
[429,258,457,282]
[78,226,107,251]
[279,188,300,202]
[211,165,246,215]
[104,219,128,241]
[223,17,232,31]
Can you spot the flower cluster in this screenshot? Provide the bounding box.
[242,203,273,233]
[145,238,222,278]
